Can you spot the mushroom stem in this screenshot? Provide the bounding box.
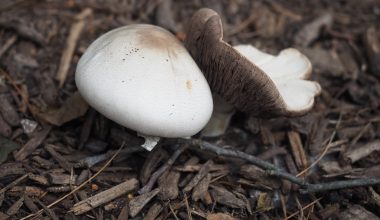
[138,134,160,151]
[202,94,235,137]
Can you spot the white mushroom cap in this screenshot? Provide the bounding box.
[234,45,321,113]
[75,24,213,149]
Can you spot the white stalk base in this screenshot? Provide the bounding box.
[139,134,160,151]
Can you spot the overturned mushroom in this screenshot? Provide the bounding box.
[76,24,213,150]
[185,8,321,119]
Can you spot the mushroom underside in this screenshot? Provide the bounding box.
[185,8,321,118]
[234,45,321,113]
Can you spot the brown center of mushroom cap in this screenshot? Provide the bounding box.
[136,27,183,58]
[185,8,291,117]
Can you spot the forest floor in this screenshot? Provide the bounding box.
[1,0,380,219]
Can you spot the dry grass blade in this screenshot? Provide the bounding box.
[284,197,323,220]
[184,194,193,220]
[168,202,180,220]
[297,131,336,177]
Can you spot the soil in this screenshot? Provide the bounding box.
[1,0,380,219]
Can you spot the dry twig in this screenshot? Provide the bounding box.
[139,144,189,194]
[194,139,380,194]
[56,8,92,87]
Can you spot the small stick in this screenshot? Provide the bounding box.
[0,35,17,59]
[139,144,188,194]
[14,126,52,161]
[74,146,142,168]
[56,8,92,87]
[280,194,287,218]
[302,178,380,194]
[350,122,371,147]
[168,202,180,220]
[183,160,213,192]
[35,199,59,220]
[0,173,29,195]
[184,194,192,220]
[295,196,304,219]
[288,131,308,171]
[196,140,306,186]
[45,144,73,172]
[71,178,138,215]
[227,13,256,36]
[195,139,380,194]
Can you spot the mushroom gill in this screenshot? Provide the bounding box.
[185,8,321,117]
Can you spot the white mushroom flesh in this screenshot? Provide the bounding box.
[234,45,321,112]
[138,134,160,151]
[201,94,235,137]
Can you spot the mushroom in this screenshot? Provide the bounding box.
[75,24,213,150]
[201,93,235,137]
[185,8,321,122]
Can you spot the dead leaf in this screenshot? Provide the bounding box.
[33,92,88,126]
